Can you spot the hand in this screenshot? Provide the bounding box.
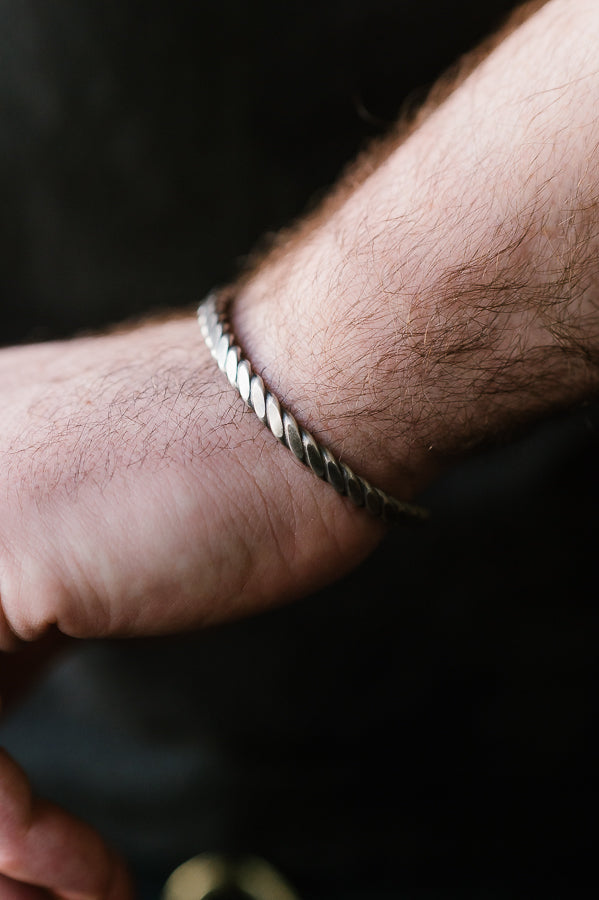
[0,750,133,899]
[0,317,383,652]
[0,320,384,898]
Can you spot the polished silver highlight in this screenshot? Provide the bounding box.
[266,393,285,440]
[225,346,240,387]
[216,333,230,372]
[237,359,252,404]
[250,374,267,422]
[197,292,428,523]
[208,315,222,356]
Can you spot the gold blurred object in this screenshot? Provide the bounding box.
[161,853,301,900]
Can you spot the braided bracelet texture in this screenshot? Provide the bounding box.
[197,291,428,524]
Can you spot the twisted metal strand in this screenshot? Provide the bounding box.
[197,291,428,524]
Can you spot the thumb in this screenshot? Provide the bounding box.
[0,750,133,900]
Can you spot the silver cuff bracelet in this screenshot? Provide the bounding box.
[197,291,428,525]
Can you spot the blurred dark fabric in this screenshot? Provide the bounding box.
[1,2,597,898]
[1,0,518,343]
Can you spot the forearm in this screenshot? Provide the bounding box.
[3,7,598,892]
[234,0,599,497]
[2,0,597,649]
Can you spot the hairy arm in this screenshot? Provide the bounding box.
[1,0,599,896]
[235,0,599,489]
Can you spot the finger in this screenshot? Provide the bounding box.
[0,750,133,900]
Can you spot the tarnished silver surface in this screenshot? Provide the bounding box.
[302,429,325,478]
[341,462,364,507]
[363,482,383,518]
[321,447,345,494]
[283,411,304,461]
[197,292,428,523]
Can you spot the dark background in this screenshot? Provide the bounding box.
[0,2,598,898]
[2,0,523,343]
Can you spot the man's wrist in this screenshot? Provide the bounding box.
[232,266,431,501]
[200,290,429,521]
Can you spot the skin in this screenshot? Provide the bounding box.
[1,0,599,894]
